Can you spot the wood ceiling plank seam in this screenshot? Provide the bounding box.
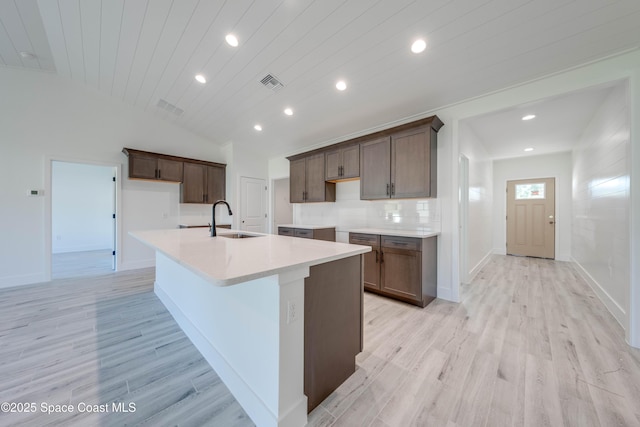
[129,0,181,106]
[276,0,429,89]
[0,18,17,66]
[79,0,101,88]
[99,0,124,93]
[170,0,263,113]
[186,0,394,130]
[180,0,321,129]
[110,0,149,100]
[37,0,72,77]
[15,0,56,71]
[452,8,640,88]
[144,0,229,112]
[0,0,39,69]
[122,0,174,106]
[58,0,86,83]
[158,0,252,111]
[134,0,200,110]
[169,0,265,123]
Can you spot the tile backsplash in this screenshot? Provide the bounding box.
[293,180,441,236]
[179,203,232,226]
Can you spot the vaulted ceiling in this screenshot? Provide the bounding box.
[1,0,639,157]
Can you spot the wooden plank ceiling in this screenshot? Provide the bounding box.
[1,0,639,156]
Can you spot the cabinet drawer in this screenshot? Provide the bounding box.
[349,233,379,246]
[278,227,294,236]
[294,228,313,239]
[381,236,421,251]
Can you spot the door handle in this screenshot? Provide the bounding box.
[549,221,555,224]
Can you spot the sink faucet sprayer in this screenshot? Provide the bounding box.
[211,200,233,237]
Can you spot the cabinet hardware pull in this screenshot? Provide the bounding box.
[158,169,161,179]
[380,252,384,263]
[155,169,158,179]
[374,250,378,263]
[391,183,395,195]
[386,183,390,195]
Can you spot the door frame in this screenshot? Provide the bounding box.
[271,177,293,234]
[45,156,122,281]
[504,175,558,259]
[458,155,469,284]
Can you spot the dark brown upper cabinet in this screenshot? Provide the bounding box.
[181,162,226,204]
[122,148,226,204]
[325,144,359,181]
[360,124,439,200]
[123,148,183,182]
[290,153,336,203]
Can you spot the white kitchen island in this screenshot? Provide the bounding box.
[131,228,370,427]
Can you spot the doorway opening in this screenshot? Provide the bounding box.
[51,161,116,279]
[506,177,555,259]
[458,155,469,284]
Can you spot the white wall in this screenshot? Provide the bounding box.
[458,122,494,279]
[492,152,573,261]
[292,180,440,243]
[0,67,225,287]
[572,83,630,327]
[52,162,114,253]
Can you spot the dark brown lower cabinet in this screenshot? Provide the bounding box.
[349,232,437,307]
[304,255,362,412]
[277,226,336,242]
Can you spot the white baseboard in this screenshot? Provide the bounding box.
[436,286,453,302]
[468,251,493,283]
[52,245,111,254]
[493,248,506,255]
[0,272,47,289]
[570,257,626,328]
[117,259,155,271]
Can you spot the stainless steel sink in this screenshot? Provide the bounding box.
[218,233,261,239]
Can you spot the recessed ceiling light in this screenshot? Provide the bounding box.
[225,34,239,47]
[411,39,427,54]
[19,51,37,60]
[336,80,347,91]
[284,108,293,116]
[195,74,206,84]
[524,147,534,152]
[522,114,536,121]
[254,124,262,131]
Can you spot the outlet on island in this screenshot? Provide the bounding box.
[286,300,297,324]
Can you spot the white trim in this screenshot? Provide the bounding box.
[571,257,626,327]
[0,273,48,289]
[468,251,493,283]
[45,156,122,281]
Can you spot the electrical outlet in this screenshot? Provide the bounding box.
[287,301,297,324]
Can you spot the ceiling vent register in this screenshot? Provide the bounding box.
[259,74,284,92]
[157,99,184,116]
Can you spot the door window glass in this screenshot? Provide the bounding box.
[515,183,545,199]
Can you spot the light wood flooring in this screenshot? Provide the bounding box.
[2,255,639,426]
[52,249,114,279]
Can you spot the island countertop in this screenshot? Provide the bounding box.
[131,228,370,286]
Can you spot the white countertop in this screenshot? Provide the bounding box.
[347,228,440,238]
[277,224,336,229]
[178,223,231,228]
[131,228,370,286]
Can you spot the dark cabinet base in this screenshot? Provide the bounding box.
[304,255,362,412]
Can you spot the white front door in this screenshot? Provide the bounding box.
[240,177,267,233]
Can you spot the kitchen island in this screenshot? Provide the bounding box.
[131,228,370,427]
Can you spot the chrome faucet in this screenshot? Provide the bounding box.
[211,200,233,237]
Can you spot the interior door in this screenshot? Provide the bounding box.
[240,176,267,232]
[273,178,292,232]
[506,178,555,259]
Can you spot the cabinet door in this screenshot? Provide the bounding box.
[290,159,306,203]
[391,126,432,198]
[129,154,157,180]
[349,233,380,290]
[341,145,360,179]
[360,137,391,200]
[325,150,341,181]
[381,247,422,303]
[181,162,206,203]
[157,159,183,182]
[305,153,326,202]
[278,227,294,236]
[206,165,225,203]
